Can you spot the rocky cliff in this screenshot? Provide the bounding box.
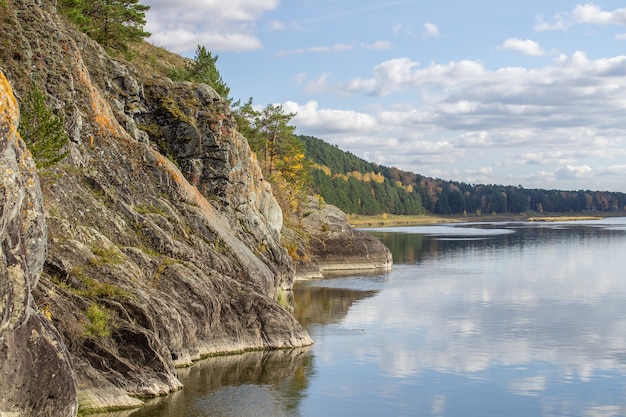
[0,0,313,413]
[0,70,78,417]
[0,0,391,414]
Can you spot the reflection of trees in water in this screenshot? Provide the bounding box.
[293,285,378,328]
[103,348,313,417]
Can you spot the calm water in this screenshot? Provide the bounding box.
[103,218,626,417]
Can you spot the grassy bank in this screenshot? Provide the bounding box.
[347,213,614,228]
[347,213,461,227]
[527,216,604,222]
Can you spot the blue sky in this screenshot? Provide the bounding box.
[144,1,626,192]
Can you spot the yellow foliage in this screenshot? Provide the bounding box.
[372,172,384,183]
[40,304,52,321]
[316,164,332,176]
[344,170,385,184]
[350,171,363,181]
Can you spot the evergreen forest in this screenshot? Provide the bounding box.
[301,135,626,216]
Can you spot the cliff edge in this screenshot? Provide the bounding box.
[0,72,77,416]
[0,0,311,413]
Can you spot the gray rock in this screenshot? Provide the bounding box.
[0,2,313,412]
[0,71,78,417]
[293,197,393,279]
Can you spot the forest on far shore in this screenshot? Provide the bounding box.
[301,135,626,216]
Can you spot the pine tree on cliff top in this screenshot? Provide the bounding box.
[59,0,150,51]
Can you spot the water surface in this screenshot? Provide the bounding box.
[105,217,626,417]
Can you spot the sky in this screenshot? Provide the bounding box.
[143,1,626,192]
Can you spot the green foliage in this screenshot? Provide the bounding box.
[304,135,626,215]
[234,101,312,214]
[231,97,258,140]
[91,245,126,265]
[301,135,375,175]
[18,85,69,168]
[58,0,150,51]
[302,135,424,216]
[84,303,111,337]
[168,45,230,99]
[134,204,167,217]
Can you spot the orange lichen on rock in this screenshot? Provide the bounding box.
[72,48,124,138]
[0,72,19,139]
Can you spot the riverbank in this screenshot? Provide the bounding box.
[347,212,624,228]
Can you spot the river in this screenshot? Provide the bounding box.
[102,217,626,417]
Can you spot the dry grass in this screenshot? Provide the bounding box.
[347,213,459,227]
[123,41,190,79]
[527,216,604,222]
[349,213,607,227]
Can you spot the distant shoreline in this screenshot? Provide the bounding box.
[348,212,626,228]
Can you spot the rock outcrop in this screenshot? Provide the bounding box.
[0,0,312,413]
[0,72,77,416]
[289,197,393,279]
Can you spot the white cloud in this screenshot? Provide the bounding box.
[283,101,377,134]
[536,3,626,32]
[275,43,354,57]
[304,73,332,94]
[555,165,594,179]
[534,14,569,32]
[149,29,262,53]
[293,73,307,84]
[268,19,286,31]
[464,167,495,185]
[289,51,626,190]
[309,43,354,53]
[499,38,545,56]
[329,52,626,132]
[423,22,441,38]
[144,0,279,53]
[362,40,393,51]
[571,3,626,25]
[603,165,626,176]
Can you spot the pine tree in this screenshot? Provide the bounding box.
[168,45,231,100]
[19,85,69,168]
[58,0,150,51]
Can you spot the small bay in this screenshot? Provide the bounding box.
[105,217,626,417]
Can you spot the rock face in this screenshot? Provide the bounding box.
[0,72,77,416]
[0,0,311,413]
[291,198,393,279]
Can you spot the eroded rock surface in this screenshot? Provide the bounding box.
[0,1,311,413]
[291,197,393,279]
[0,71,77,416]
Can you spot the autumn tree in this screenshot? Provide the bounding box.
[233,100,311,213]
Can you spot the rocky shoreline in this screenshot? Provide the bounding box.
[0,2,392,415]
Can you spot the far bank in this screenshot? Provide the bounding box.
[347,211,626,228]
